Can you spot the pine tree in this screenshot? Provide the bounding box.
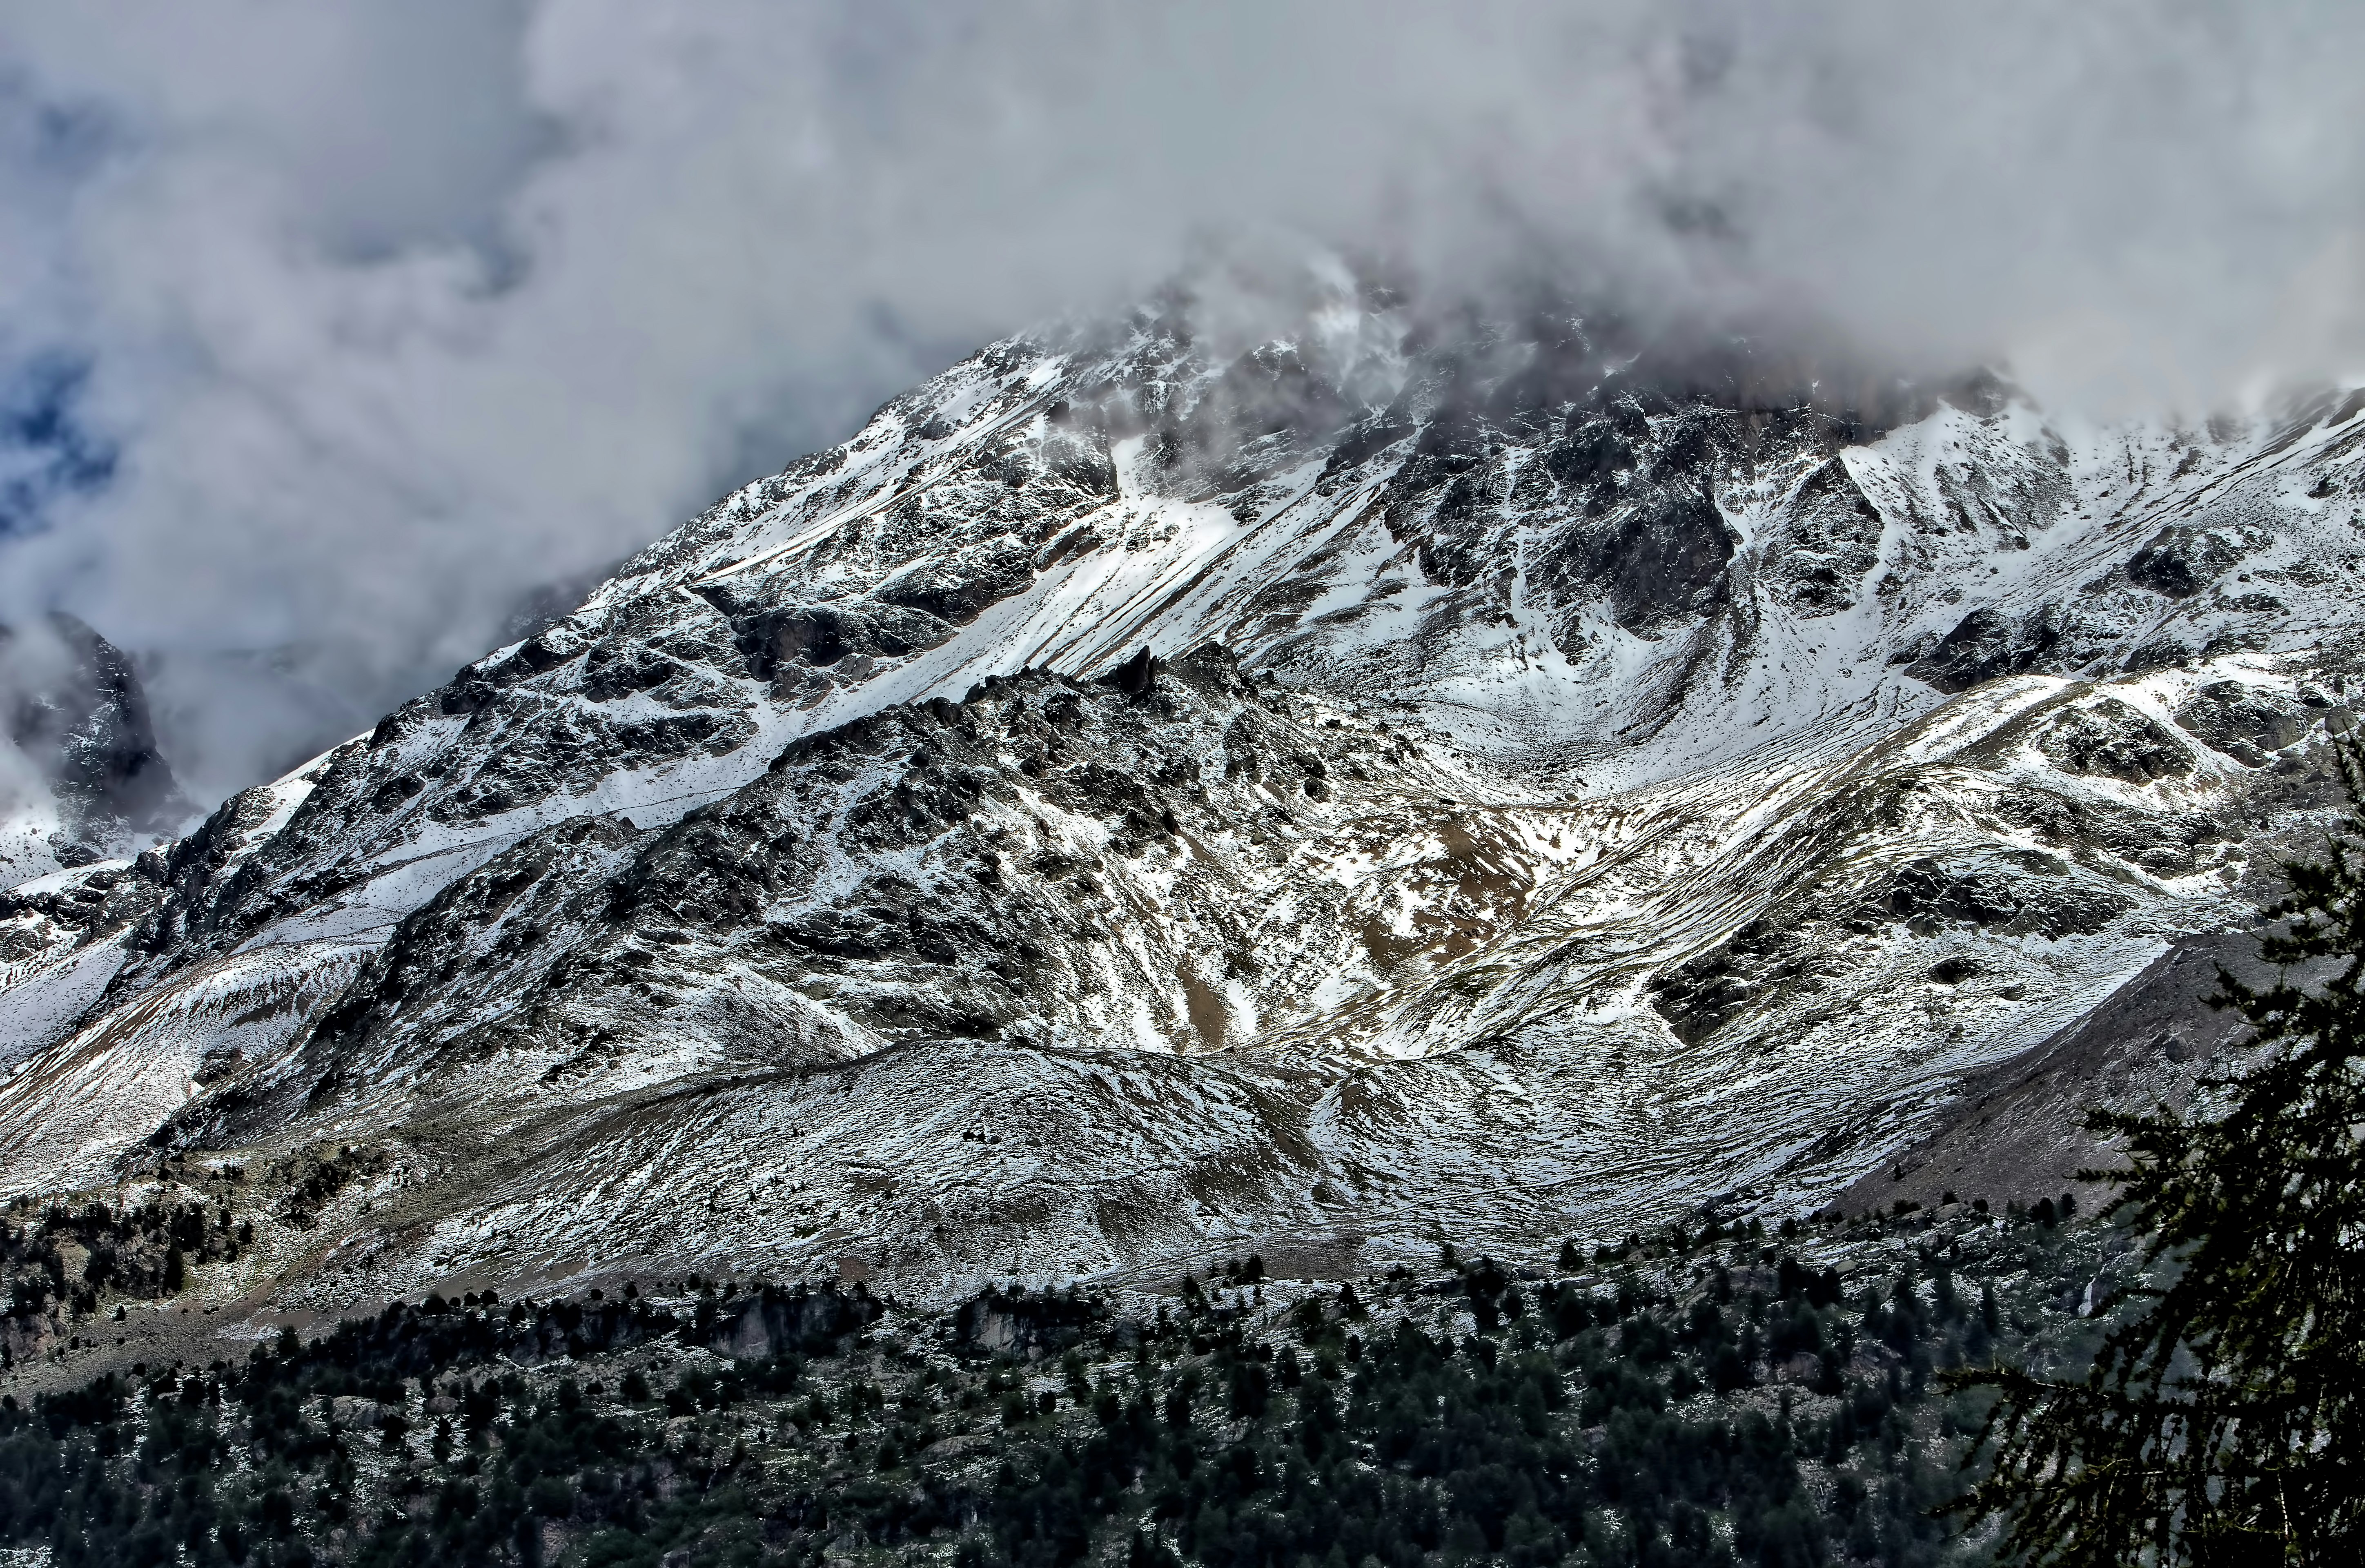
[1950,738,2365,1564]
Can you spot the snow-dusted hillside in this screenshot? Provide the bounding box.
[1,267,2359,1311]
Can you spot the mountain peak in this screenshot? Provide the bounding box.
[0,283,2358,1323]
[1,611,188,885]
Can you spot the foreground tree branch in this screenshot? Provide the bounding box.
[1949,735,2365,1565]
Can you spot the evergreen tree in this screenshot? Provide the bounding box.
[1951,739,2365,1564]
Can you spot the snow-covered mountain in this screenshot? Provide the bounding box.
[2,266,2359,1312]
[0,612,186,888]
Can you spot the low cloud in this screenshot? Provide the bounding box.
[0,0,2356,801]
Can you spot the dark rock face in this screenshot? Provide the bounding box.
[1581,486,1736,634]
[1992,786,2229,878]
[718,598,955,685]
[2175,680,2313,766]
[1904,606,2066,693]
[705,1282,882,1359]
[1543,423,1633,490]
[1873,855,2133,941]
[2036,699,2196,782]
[873,545,1037,626]
[954,1285,1106,1358]
[2126,522,2246,598]
[2,613,187,853]
[1334,323,1910,664]
[1650,919,1833,1046]
[1764,457,1884,616]
[1104,646,1157,698]
[0,858,165,950]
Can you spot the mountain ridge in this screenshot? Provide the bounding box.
[0,266,2359,1330]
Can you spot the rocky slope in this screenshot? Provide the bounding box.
[0,265,2359,1322]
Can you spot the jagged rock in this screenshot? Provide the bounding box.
[2125,521,2248,597]
[1764,457,1884,615]
[955,1285,1105,1359]
[1904,605,2066,693]
[1579,485,1736,634]
[1875,855,2134,940]
[2175,679,2312,765]
[2037,698,2196,782]
[1,614,188,878]
[703,1282,882,1359]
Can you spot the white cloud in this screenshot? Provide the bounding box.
[0,0,2356,800]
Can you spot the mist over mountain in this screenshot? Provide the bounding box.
[0,1,2360,799]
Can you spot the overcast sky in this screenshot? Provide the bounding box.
[0,0,2358,803]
